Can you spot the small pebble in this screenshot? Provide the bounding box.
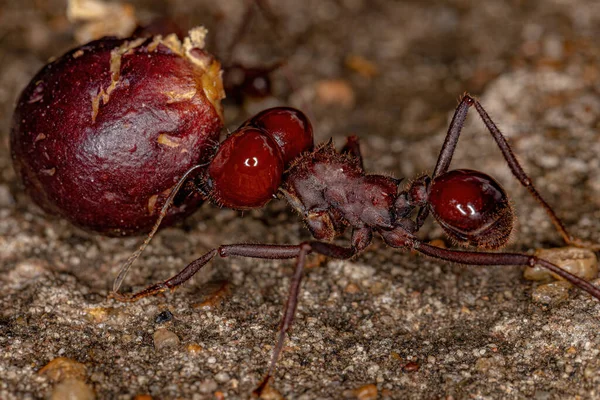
[345,283,361,294]
[343,383,378,400]
[186,343,203,354]
[0,184,14,207]
[85,307,111,324]
[39,357,87,382]
[525,247,598,281]
[51,379,95,400]
[214,392,225,400]
[532,281,571,305]
[153,328,180,350]
[214,372,230,383]
[402,361,420,372]
[198,379,217,394]
[258,384,284,400]
[315,79,356,108]
[155,310,173,324]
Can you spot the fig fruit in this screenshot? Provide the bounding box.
[11,28,225,236]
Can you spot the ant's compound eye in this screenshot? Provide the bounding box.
[248,107,314,165]
[207,127,284,209]
[428,169,513,249]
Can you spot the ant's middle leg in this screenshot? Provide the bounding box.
[112,229,372,391]
[421,93,597,249]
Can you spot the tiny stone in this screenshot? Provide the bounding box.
[155,310,174,324]
[367,363,379,376]
[259,384,284,400]
[343,383,377,400]
[345,282,361,294]
[532,281,571,305]
[214,391,225,400]
[51,379,95,400]
[186,343,203,354]
[153,328,180,350]
[0,184,14,207]
[526,247,598,281]
[214,372,230,383]
[198,379,217,394]
[315,79,356,108]
[402,361,420,372]
[39,357,87,382]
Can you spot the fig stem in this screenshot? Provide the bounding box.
[112,163,207,294]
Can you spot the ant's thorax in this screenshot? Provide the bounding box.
[280,142,399,240]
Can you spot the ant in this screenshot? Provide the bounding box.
[111,94,600,395]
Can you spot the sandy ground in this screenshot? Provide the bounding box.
[2,0,600,399]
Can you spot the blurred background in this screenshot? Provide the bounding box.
[2,0,600,399]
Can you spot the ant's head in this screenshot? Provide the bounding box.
[204,107,314,209]
[428,169,514,249]
[399,169,513,249]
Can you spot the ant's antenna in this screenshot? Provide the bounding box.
[112,163,207,293]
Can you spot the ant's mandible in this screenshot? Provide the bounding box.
[111,94,600,395]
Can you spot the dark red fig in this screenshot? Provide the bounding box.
[11,28,225,236]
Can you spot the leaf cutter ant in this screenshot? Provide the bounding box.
[110,94,600,395]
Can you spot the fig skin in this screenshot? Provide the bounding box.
[11,32,225,236]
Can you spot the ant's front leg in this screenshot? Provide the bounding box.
[381,229,600,301]
[420,93,598,249]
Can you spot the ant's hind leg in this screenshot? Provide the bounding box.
[430,93,598,249]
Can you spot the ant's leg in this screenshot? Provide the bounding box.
[111,245,300,302]
[253,243,311,396]
[341,135,364,170]
[470,97,599,248]
[253,228,374,395]
[112,230,371,393]
[384,232,600,300]
[430,95,473,178]
[112,241,360,303]
[425,93,596,248]
[413,96,472,230]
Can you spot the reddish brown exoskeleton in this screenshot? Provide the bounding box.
[111,94,600,395]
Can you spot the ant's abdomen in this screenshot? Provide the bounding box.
[205,107,314,210]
